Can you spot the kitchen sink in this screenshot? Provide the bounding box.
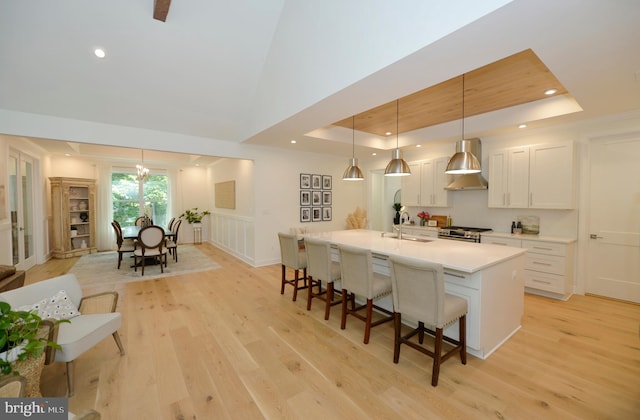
[380,232,434,243]
[400,236,434,243]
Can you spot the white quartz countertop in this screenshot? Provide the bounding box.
[481,231,577,244]
[304,230,527,274]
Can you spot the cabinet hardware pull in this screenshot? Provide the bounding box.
[532,246,553,251]
[445,272,465,279]
[532,278,551,284]
[532,261,552,266]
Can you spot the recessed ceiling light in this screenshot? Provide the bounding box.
[544,88,557,95]
[290,140,296,144]
[518,124,527,129]
[372,152,377,156]
[416,144,421,148]
[195,163,200,167]
[94,48,106,58]
[385,132,392,136]
[64,153,71,157]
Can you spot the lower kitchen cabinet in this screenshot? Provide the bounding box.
[482,234,575,300]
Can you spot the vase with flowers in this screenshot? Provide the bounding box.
[417,211,430,226]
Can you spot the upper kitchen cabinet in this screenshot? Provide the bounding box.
[529,142,575,209]
[401,162,421,206]
[421,157,452,207]
[488,141,575,209]
[401,158,451,208]
[488,146,530,208]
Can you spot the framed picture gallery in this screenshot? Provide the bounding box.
[300,172,331,222]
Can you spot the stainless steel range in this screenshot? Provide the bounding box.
[438,226,493,243]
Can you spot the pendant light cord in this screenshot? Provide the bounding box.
[396,100,399,148]
[352,115,356,157]
[461,74,465,139]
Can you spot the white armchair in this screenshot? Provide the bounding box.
[0,273,125,396]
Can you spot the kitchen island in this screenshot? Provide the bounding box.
[304,229,527,359]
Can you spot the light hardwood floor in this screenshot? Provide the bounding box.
[28,243,640,419]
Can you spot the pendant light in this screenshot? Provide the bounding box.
[446,74,481,174]
[384,100,411,177]
[342,115,364,181]
[136,149,150,181]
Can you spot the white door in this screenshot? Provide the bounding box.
[8,150,37,270]
[587,135,640,303]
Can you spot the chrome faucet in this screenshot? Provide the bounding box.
[398,211,410,239]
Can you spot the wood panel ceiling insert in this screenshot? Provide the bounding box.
[333,49,568,136]
[153,0,172,22]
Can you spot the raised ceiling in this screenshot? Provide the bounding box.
[332,49,568,136]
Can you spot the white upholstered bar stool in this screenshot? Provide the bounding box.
[303,237,342,319]
[278,232,308,301]
[388,255,468,386]
[338,244,393,344]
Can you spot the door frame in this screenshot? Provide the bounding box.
[576,130,640,298]
[8,147,45,270]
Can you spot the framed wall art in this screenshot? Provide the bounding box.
[299,172,332,223]
[312,207,322,222]
[322,191,332,206]
[311,174,322,189]
[312,190,322,206]
[322,175,332,190]
[300,190,311,206]
[300,173,311,189]
[300,207,311,222]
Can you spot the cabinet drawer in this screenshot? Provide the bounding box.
[483,237,522,247]
[524,270,565,294]
[525,253,565,275]
[521,240,566,256]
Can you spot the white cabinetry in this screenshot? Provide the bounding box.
[488,146,529,208]
[401,158,451,208]
[420,157,451,207]
[401,162,421,206]
[483,234,575,300]
[488,141,575,209]
[529,142,575,209]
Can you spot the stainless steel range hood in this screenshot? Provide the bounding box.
[445,138,488,190]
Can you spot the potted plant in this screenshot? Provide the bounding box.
[0,301,64,396]
[393,203,403,225]
[178,208,211,225]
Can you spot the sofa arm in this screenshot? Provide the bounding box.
[78,291,119,314]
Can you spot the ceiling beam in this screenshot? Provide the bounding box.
[153,0,172,22]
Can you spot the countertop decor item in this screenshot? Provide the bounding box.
[417,211,430,226]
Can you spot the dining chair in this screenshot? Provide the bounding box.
[111,221,135,269]
[134,225,168,275]
[277,232,308,301]
[165,219,182,262]
[338,244,393,344]
[304,237,342,320]
[167,217,176,231]
[388,255,468,386]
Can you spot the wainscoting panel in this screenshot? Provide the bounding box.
[209,213,254,265]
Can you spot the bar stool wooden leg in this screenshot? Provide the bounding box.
[393,312,402,364]
[340,289,349,329]
[432,328,444,386]
[364,298,373,344]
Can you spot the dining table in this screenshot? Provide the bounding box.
[122,225,175,240]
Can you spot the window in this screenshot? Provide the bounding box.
[112,171,169,227]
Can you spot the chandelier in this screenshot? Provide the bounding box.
[137,149,149,181]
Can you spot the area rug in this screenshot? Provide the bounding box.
[69,245,221,286]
